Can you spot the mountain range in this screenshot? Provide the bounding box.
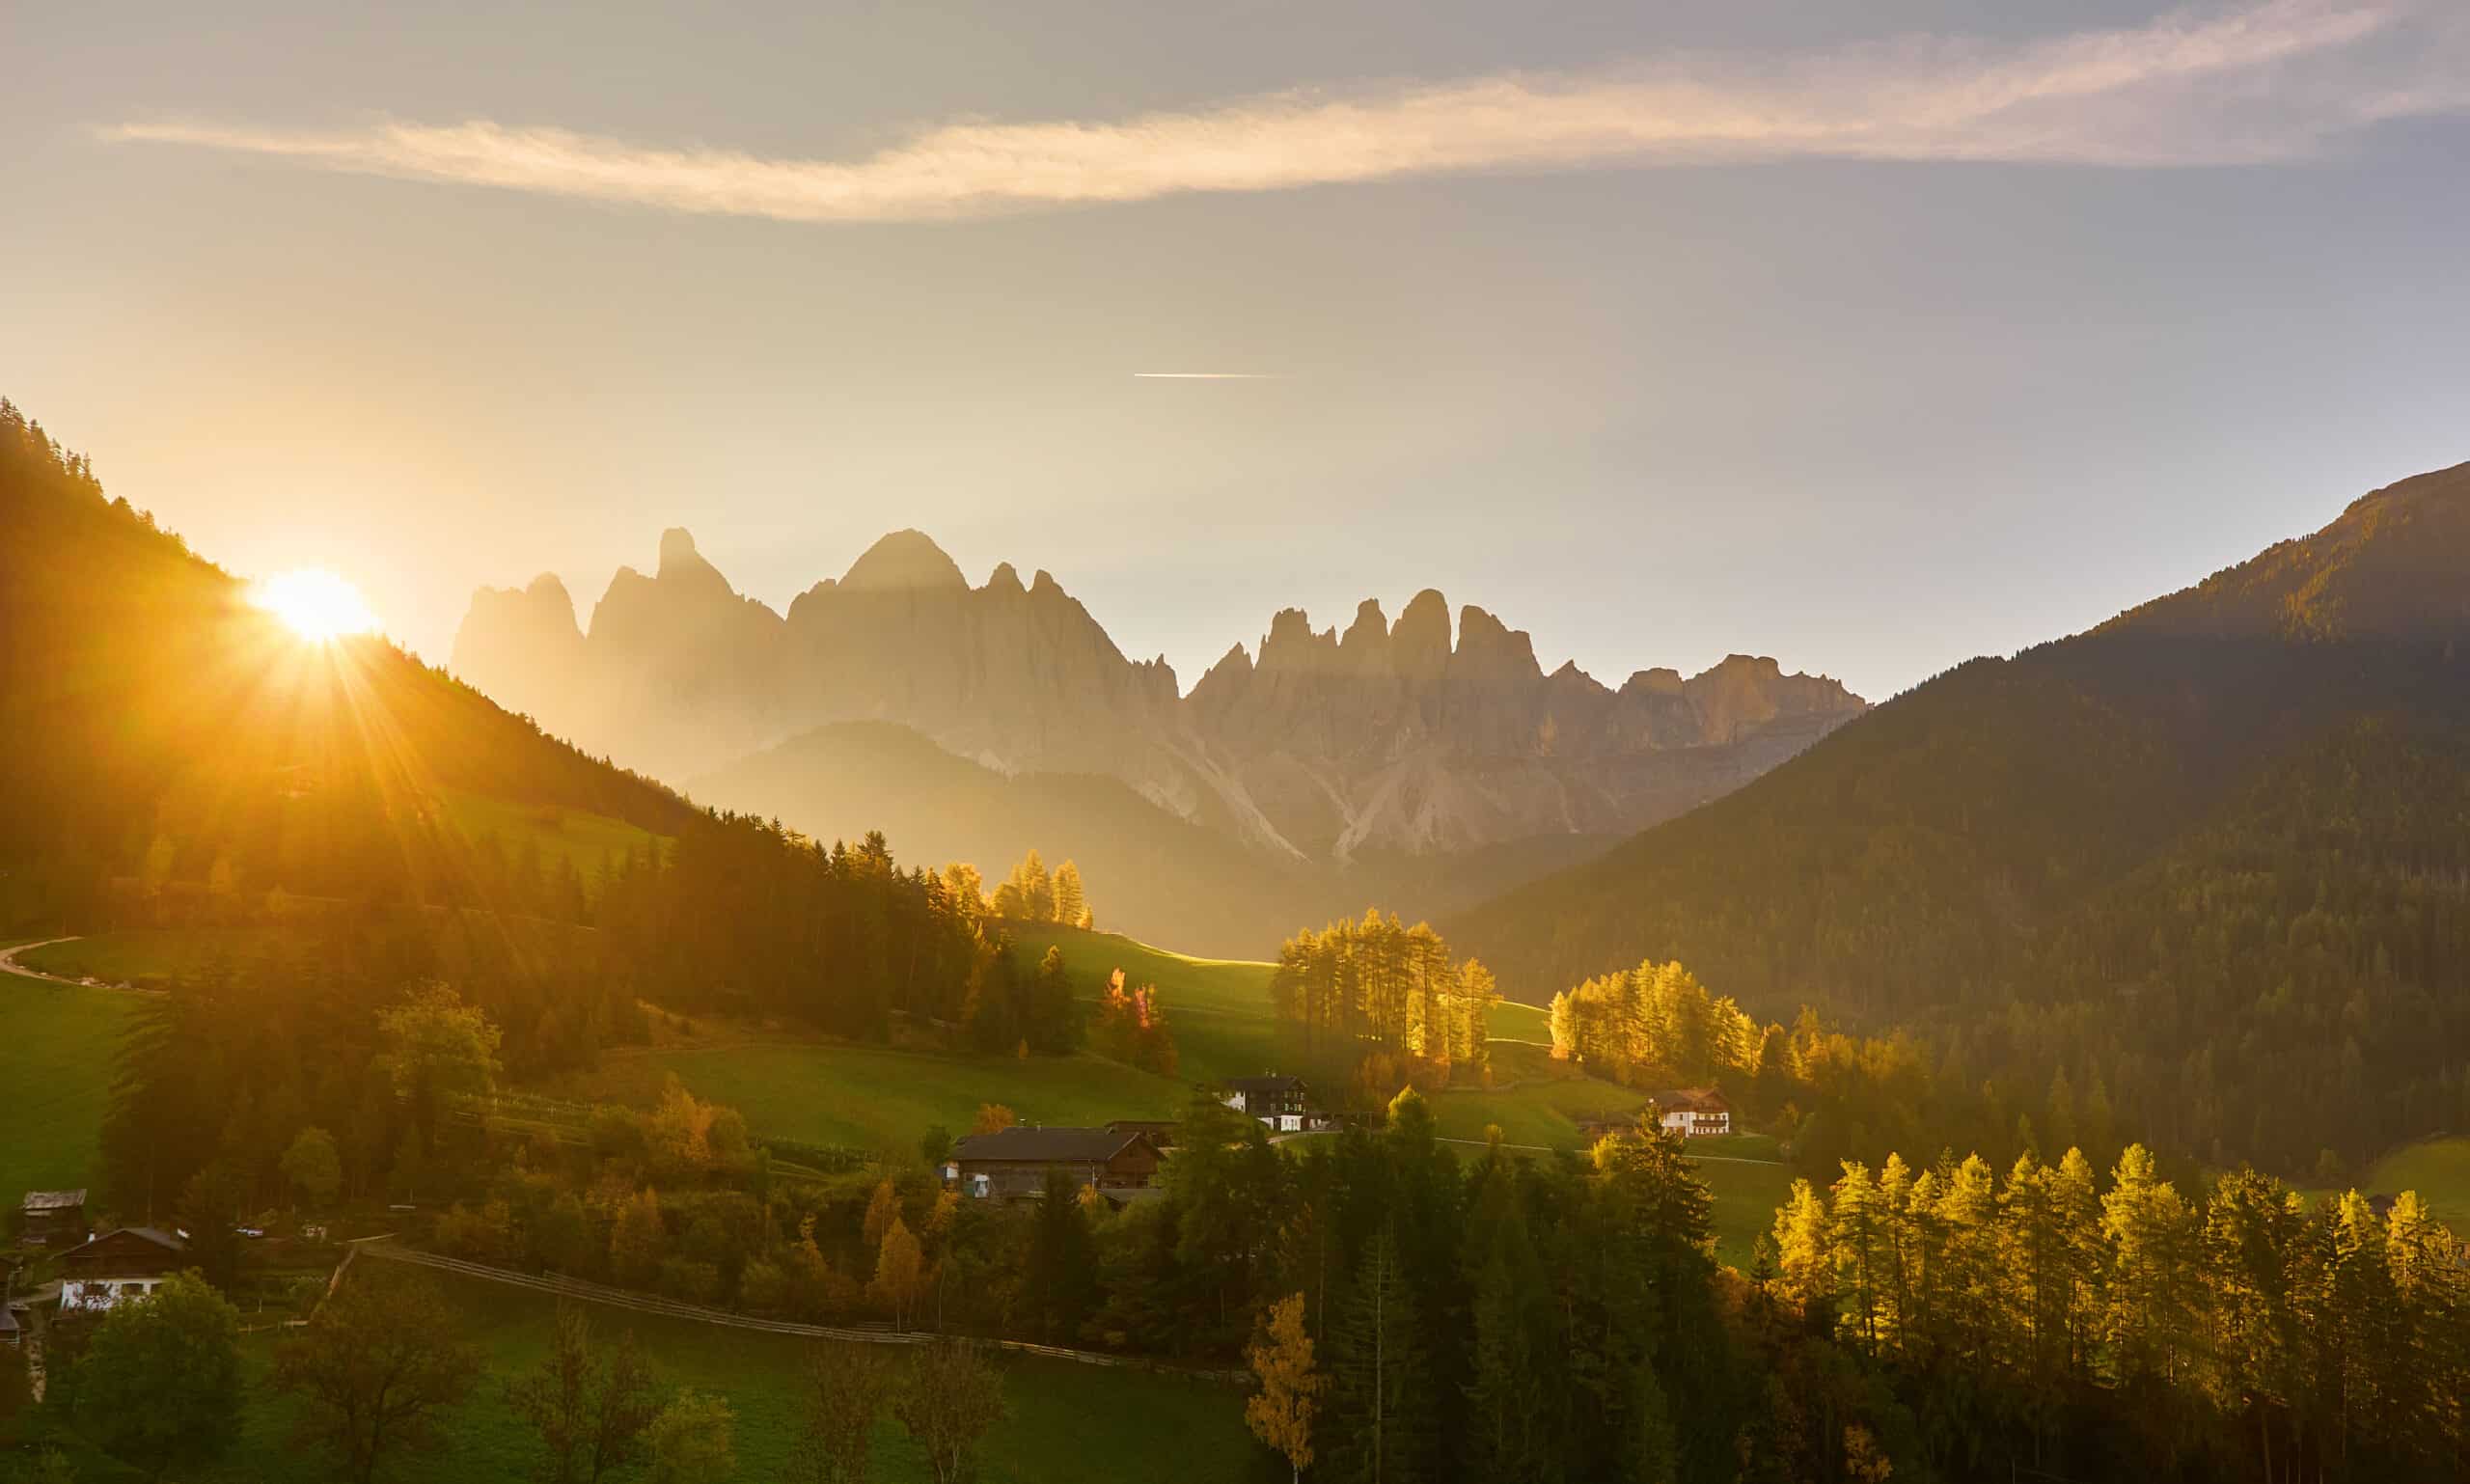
[450,528,1863,949]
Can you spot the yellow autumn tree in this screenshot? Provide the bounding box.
[862,1177,901,1250]
[871,1215,925,1331]
[972,1104,1017,1136]
[1245,1292,1318,1484]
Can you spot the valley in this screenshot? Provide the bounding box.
[8,398,2470,1484]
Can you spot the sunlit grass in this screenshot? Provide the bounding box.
[0,950,139,1204]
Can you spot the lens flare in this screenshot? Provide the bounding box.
[249,568,380,642]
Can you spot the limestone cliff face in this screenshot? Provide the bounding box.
[451,528,1866,860]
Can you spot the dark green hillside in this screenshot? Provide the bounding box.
[1450,462,2470,1174]
[0,398,696,933]
[2107,458,2470,640]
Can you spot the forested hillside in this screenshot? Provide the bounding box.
[0,398,696,932]
[1452,462,2470,1175]
[0,402,1084,1059]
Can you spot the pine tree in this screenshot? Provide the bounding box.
[1770,1179,1833,1314]
[1026,1165,1100,1342]
[1052,860,1088,930]
[1015,849,1055,922]
[1326,1230,1434,1484]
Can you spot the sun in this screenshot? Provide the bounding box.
[249,567,380,642]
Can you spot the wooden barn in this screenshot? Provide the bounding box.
[944,1126,1162,1202]
[18,1189,87,1248]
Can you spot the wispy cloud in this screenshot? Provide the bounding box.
[105,0,2468,225]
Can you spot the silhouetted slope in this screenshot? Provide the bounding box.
[2108,460,2470,641]
[1445,461,2470,1170]
[0,398,695,931]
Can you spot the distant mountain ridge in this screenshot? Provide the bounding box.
[1442,457,2470,1175]
[451,528,1865,878]
[2105,459,2470,642]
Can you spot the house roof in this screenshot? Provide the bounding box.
[20,1189,86,1213]
[1651,1087,1729,1113]
[952,1126,1147,1163]
[59,1226,187,1259]
[0,1307,18,1334]
[1221,1075,1306,1095]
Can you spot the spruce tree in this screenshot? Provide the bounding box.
[1326,1230,1434,1484]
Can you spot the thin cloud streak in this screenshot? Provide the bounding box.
[106,0,2468,225]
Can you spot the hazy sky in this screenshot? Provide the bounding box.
[7,0,2468,703]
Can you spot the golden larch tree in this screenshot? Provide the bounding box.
[1246,1292,1319,1483]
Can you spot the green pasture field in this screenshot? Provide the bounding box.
[0,945,141,1209]
[2358,1136,2470,1234]
[434,787,665,885]
[20,1264,1268,1484]
[565,1042,1195,1154]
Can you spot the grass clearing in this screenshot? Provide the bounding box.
[1004,923,1558,1086]
[0,950,140,1206]
[563,1042,1195,1152]
[435,787,664,885]
[27,1265,1266,1484]
[2360,1136,2470,1235]
[1695,1157,1798,1271]
[18,926,288,985]
[1426,1076,1653,1149]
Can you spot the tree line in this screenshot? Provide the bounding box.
[1452,635,2470,1180]
[1268,911,1501,1074]
[27,1260,1016,1484]
[1765,1143,2470,1481]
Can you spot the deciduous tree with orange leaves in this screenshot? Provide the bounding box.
[1246,1292,1319,1484]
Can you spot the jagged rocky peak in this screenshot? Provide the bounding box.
[841,528,968,592]
[1451,604,1542,685]
[1393,590,1452,684]
[984,561,1027,595]
[452,572,584,668]
[1622,667,1686,697]
[1203,642,1254,683]
[1258,608,1339,673]
[657,526,700,572]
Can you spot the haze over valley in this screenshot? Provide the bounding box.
[453,526,1864,950]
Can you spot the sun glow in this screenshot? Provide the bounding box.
[250,567,380,642]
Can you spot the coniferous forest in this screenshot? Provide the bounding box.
[1457,632,2470,1179]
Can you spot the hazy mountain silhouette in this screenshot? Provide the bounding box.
[452,527,1862,946]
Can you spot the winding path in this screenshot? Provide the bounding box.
[355,1241,1246,1381]
[0,936,151,994]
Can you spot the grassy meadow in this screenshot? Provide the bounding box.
[2360,1137,2470,1231]
[434,787,665,884]
[25,1266,1267,1484]
[563,1040,1194,1152]
[17,926,294,985]
[0,946,140,1205]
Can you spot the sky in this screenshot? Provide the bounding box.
[6,0,2469,704]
